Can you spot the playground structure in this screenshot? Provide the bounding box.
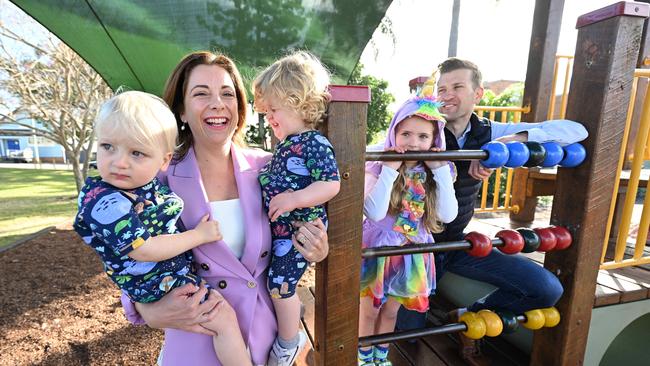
[308,2,650,365]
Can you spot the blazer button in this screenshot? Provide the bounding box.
[261,251,269,258]
[218,280,227,289]
[200,263,210,271]
[247,281,257,289]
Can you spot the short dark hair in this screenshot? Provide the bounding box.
[438,57,482,89]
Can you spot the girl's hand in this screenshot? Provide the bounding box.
[134,282,220,336]
[425,147,448,170]
[292,218,329,262]
[268,191,297,222]
[382,146,405,170]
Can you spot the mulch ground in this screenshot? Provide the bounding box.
[0,224,317,366]
[0,224,163,365]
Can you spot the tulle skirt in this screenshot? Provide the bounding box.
[360,218,436,312]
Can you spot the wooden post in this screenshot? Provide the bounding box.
[622,0,650,170]
[510,0,566,223]
[531,3,649,365]
[314,85,369,365]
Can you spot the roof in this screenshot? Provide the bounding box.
[11,0,392,95]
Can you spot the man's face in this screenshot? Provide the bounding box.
[437,68,484,124]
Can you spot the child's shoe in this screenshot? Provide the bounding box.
[267,330,307,366]
[358,347,374,366]
[373,345,392,366]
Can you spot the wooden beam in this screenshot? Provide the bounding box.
[510,0,565,223]
[530,3,649,365]
[314,85,369,365]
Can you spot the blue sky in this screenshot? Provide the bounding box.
[359,0,615,107]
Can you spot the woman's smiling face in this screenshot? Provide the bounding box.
[181,64,239,149]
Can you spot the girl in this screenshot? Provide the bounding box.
[73,91,251,366]
[253,51,341,366]
[359,92,458,366]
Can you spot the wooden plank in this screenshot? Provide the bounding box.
[596,270,647,303]
[531,4,647,365]
[594,284,622,307]
[297,287,315,345]
[314,86,368,365]
[394,339,445,366]
[296,287,316,366]
[388,343,415,366]
[511,168,538,222]
[608,266,650,291]
[510,0,566,223]
[576,1,649,28]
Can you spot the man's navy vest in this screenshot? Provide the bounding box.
[433,113,492,243]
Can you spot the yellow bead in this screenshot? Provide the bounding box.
[522,309,546,330]
[460,312,487,340]
[478,310,503,337]
[540,307,561,327]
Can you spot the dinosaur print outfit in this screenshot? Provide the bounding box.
[74,176,202,303]
[259,130,339,298]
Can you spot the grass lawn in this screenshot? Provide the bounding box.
[0,168,80,249]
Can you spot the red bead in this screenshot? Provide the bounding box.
[550,226,572,250]
[465,231,493,257]
[495,229,524,254]
[534,227,557,252]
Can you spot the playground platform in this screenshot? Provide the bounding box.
[295,206,650,366]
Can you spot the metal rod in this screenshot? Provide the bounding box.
[358,314,530,346]
[365,150,488,161]
[358,323,468,347]
[361,238,505,258]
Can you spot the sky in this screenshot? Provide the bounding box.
[359,0,615,107]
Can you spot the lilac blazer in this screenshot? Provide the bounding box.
[122,145,277,366]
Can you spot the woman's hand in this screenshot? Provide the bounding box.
[382,146,405,170]
[134,282,221,336]
[424,147,448,170]
[292,218,329,262]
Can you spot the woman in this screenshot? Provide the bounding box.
[121,51,330,365]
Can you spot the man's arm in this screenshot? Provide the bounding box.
[490,119,588,145]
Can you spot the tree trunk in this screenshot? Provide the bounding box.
[448,0,461,57]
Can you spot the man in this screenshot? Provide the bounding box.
[396,58,588,365]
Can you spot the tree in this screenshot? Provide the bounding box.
[348,63,395,144]
[0,24,112,192]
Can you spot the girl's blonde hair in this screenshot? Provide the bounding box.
[95,91,178,155]
[252,51,330,127]
[388,164,444,235]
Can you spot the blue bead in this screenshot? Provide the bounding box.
[505,142,529,168]
[480,141,509,168]
[560,143,587,168]
[541,142,564,167]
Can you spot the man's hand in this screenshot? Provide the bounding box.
[495,131,528,144]
[468,160,494,180]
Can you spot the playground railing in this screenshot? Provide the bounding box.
[473,105,527,214]
[600,68,650,269]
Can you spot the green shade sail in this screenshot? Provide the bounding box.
[11,0,392,95]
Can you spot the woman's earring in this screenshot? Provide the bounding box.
[181,121,187,131]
